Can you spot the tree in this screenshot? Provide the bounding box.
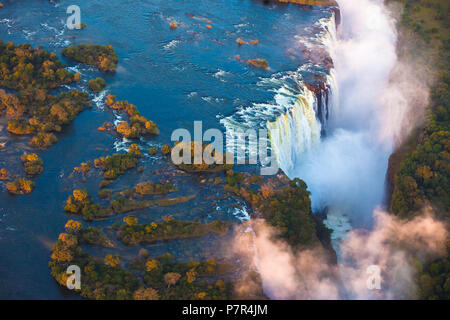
[186,269,197,283]
[128,144,141,157]
[105,94,116,106]
[138,248,149,258]
[50,233,78,262]
[50,104,69,122]
[21,153,43,176]
[123,215,138,226]
[6,178,35,194]
[58,233,78,247]
[260,183,275,199]
[0,168,10,180]
[88,77,106,92]
[73,189,88,203]
[148,147,157,155]
[134,288,159,300]
[116,121,132,138]
[65,220,82,233]
[104,254,121,267]
[164,272,181,288]
[197,292,207,299]
[145,259,160,272]
[161,144,171,155]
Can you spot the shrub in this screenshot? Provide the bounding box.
[88,77,106,92]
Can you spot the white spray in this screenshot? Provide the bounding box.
[238,0,436,299]
[291,0,401,237]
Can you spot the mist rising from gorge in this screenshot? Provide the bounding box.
[292,0,430,230]
[234,0,440,299]
[233,208,447,299]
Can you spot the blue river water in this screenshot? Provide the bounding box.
[0,0,333,299]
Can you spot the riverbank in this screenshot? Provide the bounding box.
[384,0,449,299]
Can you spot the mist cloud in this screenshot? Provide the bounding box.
[232,209,447,299]
[291,0,431,228]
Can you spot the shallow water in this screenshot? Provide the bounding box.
[0,0,332,299]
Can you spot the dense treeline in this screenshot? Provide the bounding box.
[0,42,91,150]
[390,77,449,218]
[389,0,449,220]
[0,41,74,89]
[50,225,233,300]
[49,232,141,299]
[130,252,233,299]
[387,0,449,299]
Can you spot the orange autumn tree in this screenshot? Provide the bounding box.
[65,220,82,233]
[104,254,121,267]
[164,272,181,288]
[145,259,160,272]
[134,288,159,300]
[123,214,138,226]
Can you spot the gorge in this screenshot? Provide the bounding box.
[246,0,448,300]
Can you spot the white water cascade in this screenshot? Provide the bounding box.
[273,0,399,251]
[267,12,339,176]
[267,86,321,174]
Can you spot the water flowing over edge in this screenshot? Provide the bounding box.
[267,12,339,177]
[220,11,339,172]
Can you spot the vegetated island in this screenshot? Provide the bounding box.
[62,44,118,72]
[88,77,106,92]
[0,41,91,150]
[6,177,35,194]
[49,226,239,299]
[64,186,197,221]
[117,215,231,245]
[21,153,43,177]
[104,95,159,139]
[171,141,233,173]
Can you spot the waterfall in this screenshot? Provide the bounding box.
[326,69,339,124]
[220,10,339,173]
[267,85,321,174]
[267,12,339,174]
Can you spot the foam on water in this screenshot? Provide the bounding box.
[220,12,338,171]
[231,206,251,222]
[163,39,181,50]
[92,90,108,111]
